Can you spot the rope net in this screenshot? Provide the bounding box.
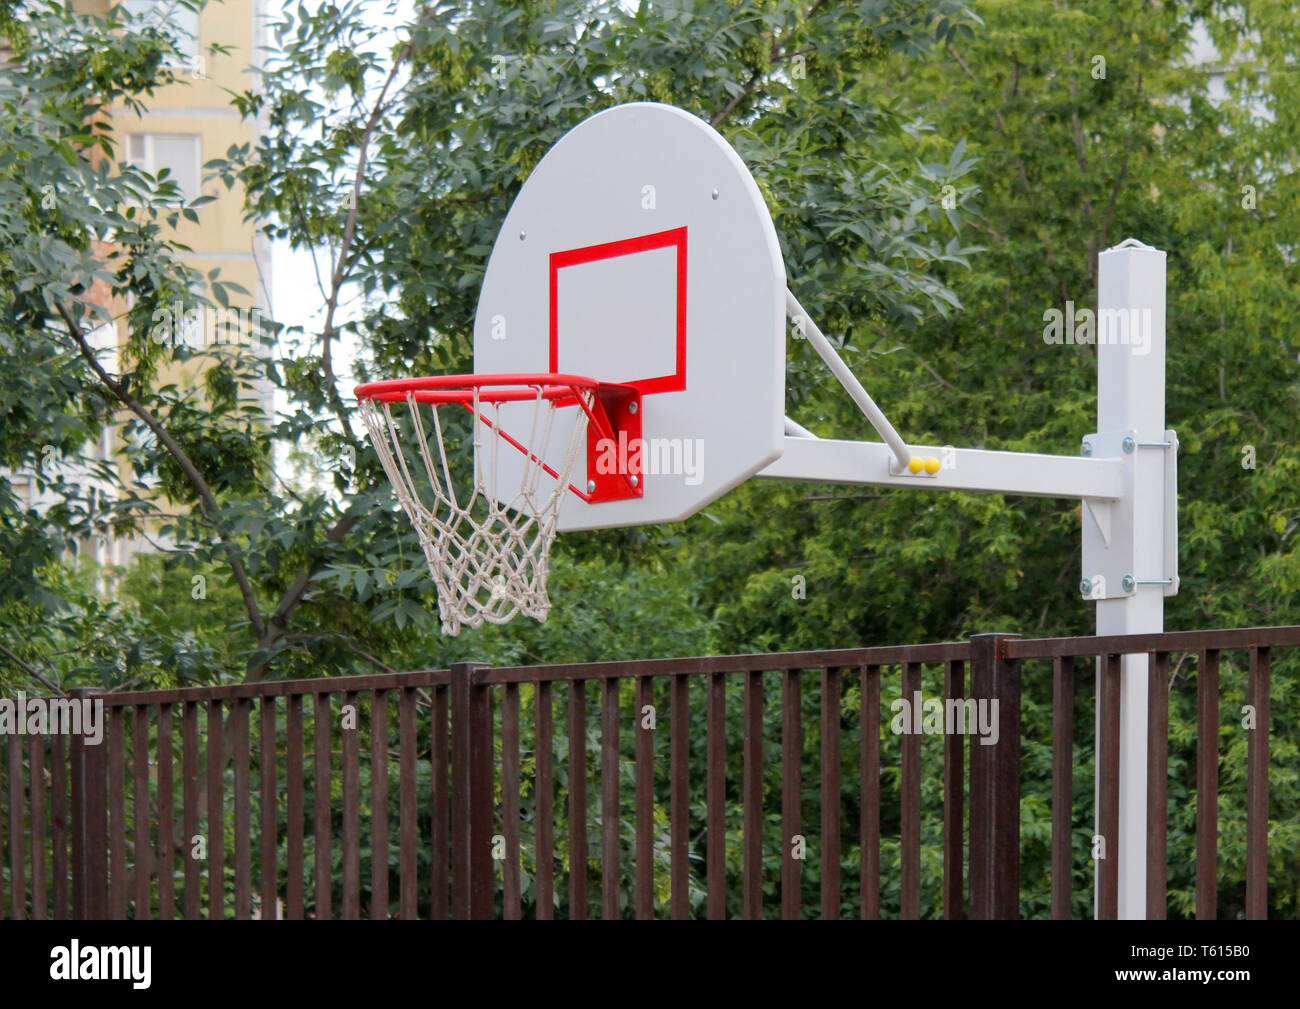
[359,384,591,635]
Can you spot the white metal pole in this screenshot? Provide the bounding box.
[1094,240,1168,920]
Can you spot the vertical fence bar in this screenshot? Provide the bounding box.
[182,701,199,920]
[536,682,554,920]
[1246,647,1270,920]
[567,679,588,921]
[634,676,653,920]
[157,704,174,920]
[1145,651,1169,920]
[743,669,763,920]
[431,685,448,920]
[820,667,841,920]
[398,688,417,920]
[6,731,21,919]
[285,695,304,920]
[313,694,331,920]
[782,668,802,920]
[206,700,224,921]
[450,663,492,920]
[944,658,966,920]
[70,688,107,920]
[601,677,620,921]
[260,698,277,920]
[502,683,521,920]
[1097,652,1122,921]
[900,661,922,920]
[861,666,879,920]
[0,733,5,919]
[1052,656,1075,920]
[370,690,388,920]
[706,671,725,920]
[129,710,151,922]
[30,736,45,919]
[670,674,688,921]
[0,735,5,918]
[1195,649,1218,920]
[341,691,360,920]
[51,732,67,920]
[968,634,1022,920]
[109,706,125,920]
[471,674,494,919]
[1,732,7,919]
[132,707,151,919]
[233,699,251,920]
[0,734,5,918]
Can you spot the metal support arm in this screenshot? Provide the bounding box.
[786,289,912,470]
[759,436,1124,500]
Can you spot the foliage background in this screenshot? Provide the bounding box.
[1,0,1297,917]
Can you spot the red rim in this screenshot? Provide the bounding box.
[354,372,599,405]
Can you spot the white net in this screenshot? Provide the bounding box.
[359,383,591,635]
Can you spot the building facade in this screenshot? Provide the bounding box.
[11,0,271,570]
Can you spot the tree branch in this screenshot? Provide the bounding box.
[948,46,1035,202]
[711,68,762,129]
[0,642,65,695]
[58,304,268,642]
[319,40,414,441]
[264,513,361,642]
[710,0,830,129]
[285,632,397,675]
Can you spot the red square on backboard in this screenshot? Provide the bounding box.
[549,226,687,395]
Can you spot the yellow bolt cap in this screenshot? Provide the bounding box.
[908,456,924,473]
[924,457,941,474]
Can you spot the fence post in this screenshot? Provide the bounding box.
[450,662,493,920]
[968,633,1021,920]
[69,688,107,920]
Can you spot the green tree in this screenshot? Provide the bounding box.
[1,0,979,693]
[679,0,1300,917]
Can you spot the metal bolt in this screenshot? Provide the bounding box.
[711,188,719,200]
[628,401,638,414]
[1081,441,1093,457]
[1122,574,1136,592]
[1080,578,1092,596]
[586,479,596,493]
[629,474,639,488]
[1122,436,1135,454]
[519,230,526,241]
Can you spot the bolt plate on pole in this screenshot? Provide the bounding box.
[1081,428,1178,600]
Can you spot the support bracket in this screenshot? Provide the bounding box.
[1080,428,1178,600]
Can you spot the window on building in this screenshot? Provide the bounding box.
[126,133,201,202]
[119,0,200,63]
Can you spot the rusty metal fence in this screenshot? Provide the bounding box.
[0,626,1291,919]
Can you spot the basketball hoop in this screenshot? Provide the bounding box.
[355,373,640,635]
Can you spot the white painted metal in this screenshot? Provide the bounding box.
[473,102,786,531]
[1081,428,1138,600]
[1091,240,1170,920]
[783,416,819,439]
[760,436,1125,500]
[786,290,912,470]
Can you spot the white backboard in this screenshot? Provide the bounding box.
[473,102,786,531]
